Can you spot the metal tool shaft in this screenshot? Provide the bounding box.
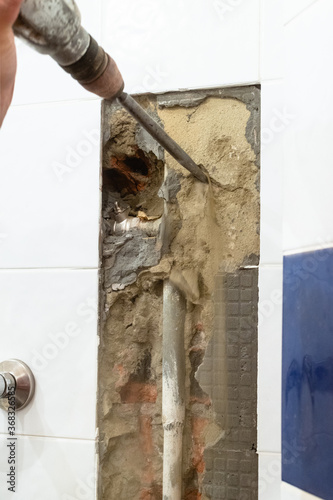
[15,0,207,183]
[118,92,208,183]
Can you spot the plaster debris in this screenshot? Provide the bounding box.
[98,88,260,500]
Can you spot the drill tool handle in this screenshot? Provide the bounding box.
[14,0,89,65]
[13,0,124,100]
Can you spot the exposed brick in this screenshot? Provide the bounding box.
[120,381,157,403]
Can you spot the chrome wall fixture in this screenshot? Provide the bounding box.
[108,202,160,236]
[0,360,35,411]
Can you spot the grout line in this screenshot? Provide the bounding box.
[259,0,263,82]
[284,0,320,26]
[258,450,281,456]
[259,263,283,268]
[284,243,333,256]
[130,81,262,97]
[260,77,284,84]
[99,0,103,44]
[281,482,322,499]
[10,97,101,110]
[0,267,99,271]
[240,265,259,269]
[0,432,96,442]
[11,83,262,112]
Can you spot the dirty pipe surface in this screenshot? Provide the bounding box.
[162,280,186,500]
[117,92,208,184]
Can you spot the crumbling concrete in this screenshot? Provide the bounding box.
[98,87,260,500]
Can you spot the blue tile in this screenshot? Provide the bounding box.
[282,248,333,499]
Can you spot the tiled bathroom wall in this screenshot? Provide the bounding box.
[0,1,262,498]
[281,1,333,499]
[1,0,329,498]
[259,0,333,499]
[258,0,284,498]
[0,0,102,497]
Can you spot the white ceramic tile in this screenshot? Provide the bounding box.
[258,266,282,453]
[281,481,323,500]
[283,0,333,252]
[101,0,260,94]
[0,269,98,440]
[12,0,102,105]
[0,100,100,269]
[0,435,96,500]
[283,0,319,25]
[259,453,281,500]
[261,0,284,80]
[260,81,284,265]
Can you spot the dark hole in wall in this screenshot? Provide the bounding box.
[102,146,164,216]
[124,156,149,176]
[105,151,150,195]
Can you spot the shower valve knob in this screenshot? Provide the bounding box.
[0,360,35,411]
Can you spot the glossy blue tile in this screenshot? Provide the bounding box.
[282,248,333,499]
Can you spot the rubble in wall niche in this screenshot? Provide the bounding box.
[98,90,260,500]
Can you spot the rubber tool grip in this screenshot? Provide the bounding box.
[61,36,124,100]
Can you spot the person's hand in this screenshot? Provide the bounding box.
[0,0,24,127]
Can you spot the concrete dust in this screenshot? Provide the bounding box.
[159,97,258,269]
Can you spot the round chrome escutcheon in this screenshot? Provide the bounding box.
[0,359,35,411]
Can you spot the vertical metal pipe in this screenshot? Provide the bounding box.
[162,280,186,500]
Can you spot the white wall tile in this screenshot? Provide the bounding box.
[259,453,281,500]
[283,0,319,25]
[0,435,96,500]
[281,481,323,500]
[12,0,102,106]
[258,266,282,453]
[102,0,260,94]
[0,269,98,440]
[261,0,284,80]
[283,0,333,252]
[0,100,100,269]
[260,81,284,265]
